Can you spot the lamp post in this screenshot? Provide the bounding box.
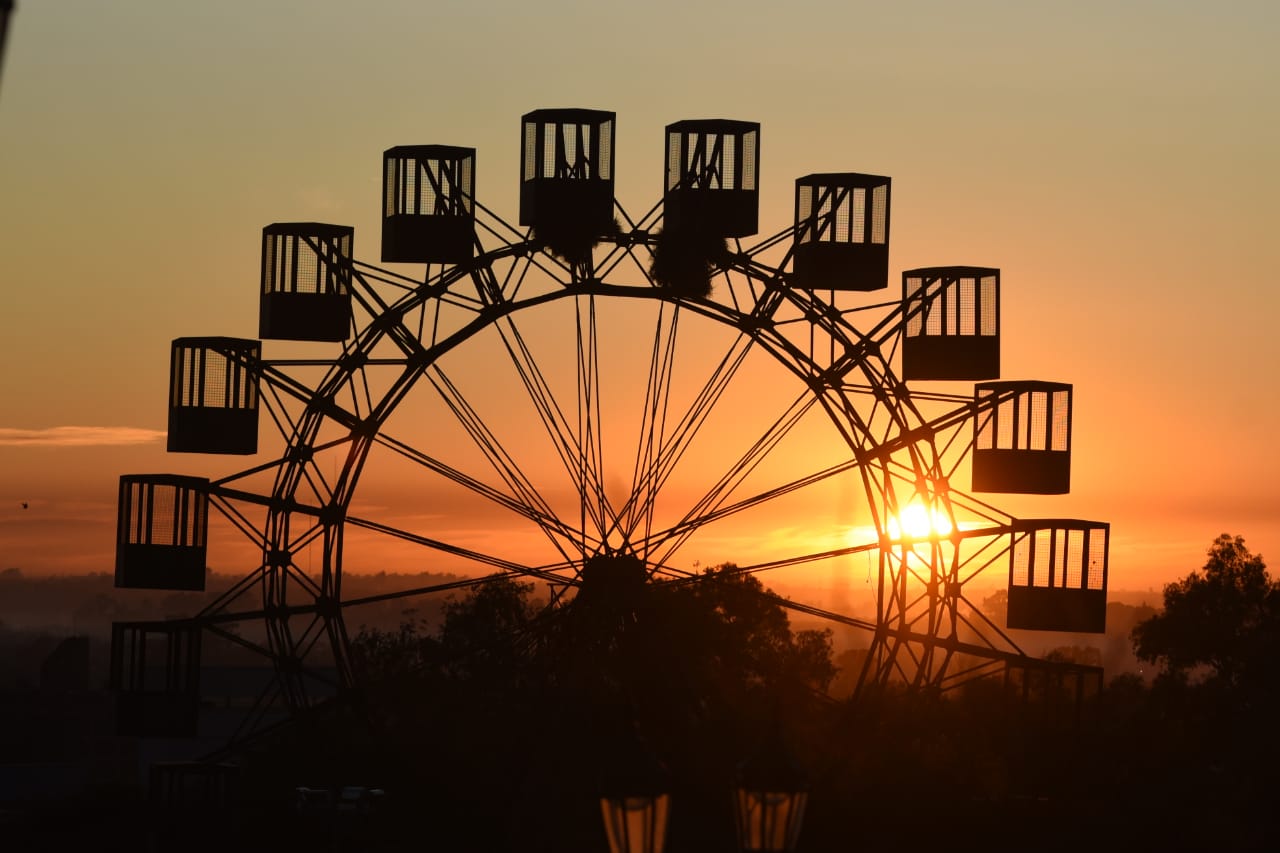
[732,729,809,853]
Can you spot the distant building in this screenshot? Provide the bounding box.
[40,635,90,693]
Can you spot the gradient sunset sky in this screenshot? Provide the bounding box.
[1,0,1277,595]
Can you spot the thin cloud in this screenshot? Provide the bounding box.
[0,426,166,447]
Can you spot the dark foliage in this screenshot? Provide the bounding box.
[207,537,1280,851]
[649,228,730,298]
[335,565,834,850]
[1132,533,1279,690]
[532,217,621,266]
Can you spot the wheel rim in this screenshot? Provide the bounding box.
[246,225,943,711]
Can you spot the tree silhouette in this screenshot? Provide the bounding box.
[1131,534,1279,691]
[340,565,834,850]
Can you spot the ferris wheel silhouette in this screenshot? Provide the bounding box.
[110,109,1108,744]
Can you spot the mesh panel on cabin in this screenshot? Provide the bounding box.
[900,267,1000,380]
[1006,521,1109,633]
[599,121,612,180]
[1087,531,1107,588]
[519,109,616,233]
[958,278,975,335]
[850,188,865,242]
[524,123,537,181]
[149,484,175,542]
[116,475,209,590]
[382,146,477,264]
[871,185,887,242]
[520,110,615,183]
[1065,529,1085,588]
[260,224,354,341]
[167,338,260,455]
[980,275,998,334]
[170,343,256,409]
[663,120,760,238]
[667,133,682,192]
[972,381,1072,494]
[791,173,890,291]
[1029,391,1048,451]
[542,124,557,178]
[1051,390,1070,451]
[117,476,207,547]
[111,621,202,737]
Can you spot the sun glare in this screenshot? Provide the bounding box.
[887,501,953,541]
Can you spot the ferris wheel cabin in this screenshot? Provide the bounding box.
[1005,520,1109,633]
[260,223,353,342]
[791,173,891,291]
[519,109,616,237]
[147,762,240,849]
[901,267,1000,380]
[110,620,202,737]
[972,380,1072,494]
[167,337,260,455]
[663,119,760,237]
[382,145,476,265]
[115,475,209,591]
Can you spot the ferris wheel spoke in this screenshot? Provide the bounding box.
[955,603,1024,656]
[424,366,594,556]
[932,417,977,483]
[345,514,580,583]
[620,300,680,548]
[486,307,617,543]
[256,361,363,430]
[832,391,969,477]
[643,391,818,565]
[347,268,411,333]
[372,431,583,561]
[258,378,306,448]
[288,611,332,664]
[204,622,277,661]
[196,565,267,622]
[642,456,860,566]
[575,294,609,545]
[351,259,426,292]
[225,679,288,747]
[339,572,514,609]
[614,328,757,551]
[480,245,534,304]
[472,197,536,243]
[280,558,326,600]
[205,493,268,548]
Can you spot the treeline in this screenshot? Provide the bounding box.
[0,568,467,635]
[0,568,467,688]
[230,539,1279,851]
[3,538,1279,849]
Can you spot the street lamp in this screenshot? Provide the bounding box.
[598,723,670,853]
[733,730,808,853]
[599,791,670,853]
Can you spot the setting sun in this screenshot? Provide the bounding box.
[887,501,954,541]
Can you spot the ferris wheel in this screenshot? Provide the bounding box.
[109,109,1109,742]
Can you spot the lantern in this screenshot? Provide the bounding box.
[733,731,808,852]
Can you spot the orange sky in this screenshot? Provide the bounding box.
[1,1,1278,601]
